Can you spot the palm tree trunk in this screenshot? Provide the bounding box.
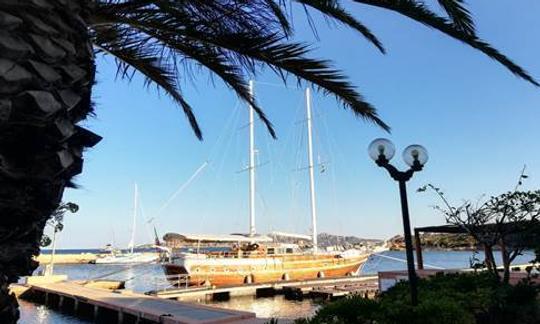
[0,1,100,322]
[0,274,18,323]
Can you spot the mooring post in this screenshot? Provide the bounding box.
[118,310,124,324]
[59,295,64,309]
[93,305,99,320]
[44,292,49,306]
[73,298,79,313]
[414,229,424,270]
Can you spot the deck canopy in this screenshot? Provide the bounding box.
[270,231,312,241]
[163,233,273,243]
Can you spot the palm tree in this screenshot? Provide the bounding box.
[0,0,536,321]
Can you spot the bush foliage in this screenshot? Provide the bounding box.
[295,272,539,324]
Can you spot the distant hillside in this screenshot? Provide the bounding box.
[271,232,384,247]
[316,232,383,248]
[162,232,385,248]
[388,233,477,250]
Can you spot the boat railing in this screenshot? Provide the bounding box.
[154,274,190,292]
[204,250,270,259]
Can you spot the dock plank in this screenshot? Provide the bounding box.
[30,281,256,324]
[154,275,379,300]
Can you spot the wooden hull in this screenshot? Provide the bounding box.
[163,253,368,287]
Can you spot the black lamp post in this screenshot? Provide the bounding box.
[368,138,428,306]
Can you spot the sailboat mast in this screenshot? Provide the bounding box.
[129,183,138,254]
[248,80,256,236]
[306,88,318,253]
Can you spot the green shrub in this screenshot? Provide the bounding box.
[380,296,475,324]
[382,272,539,324]
[295,296,380,324]
[297,272,539,324]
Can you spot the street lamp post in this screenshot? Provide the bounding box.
[368,139,429,306]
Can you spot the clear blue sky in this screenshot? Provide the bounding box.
[54,1,540,248]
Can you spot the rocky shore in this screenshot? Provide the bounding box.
[387,233,478,251]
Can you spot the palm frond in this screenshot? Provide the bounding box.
[187,31,389,130]
[93,1,388,133]
[94,25,203,139]
[91,0,537,141]
[354,0,539,86]
[94,4,279,137]
[264,0,292,36]
[295,0,385,53]
[437,0,475,35]
[162,41,277,138]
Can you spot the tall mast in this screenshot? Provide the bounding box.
[306,88,318,253]
[129,183,138,254]
[248,80,256,236]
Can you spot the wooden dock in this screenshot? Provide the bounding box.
[23,280,258,324]
[151,275,379,301]
[284,279,379,300]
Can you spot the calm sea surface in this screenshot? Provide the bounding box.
[18,250,536,323]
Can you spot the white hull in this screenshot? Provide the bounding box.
[174,249,367,270]
[164,249,370,286]
[94,253,158,264]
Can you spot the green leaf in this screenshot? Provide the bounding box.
[40,236,52,247]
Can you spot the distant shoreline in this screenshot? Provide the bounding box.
[40,247,486,255]
[39,247,158,255]
[390,247,477,252]
[389,247,534,252]
[35,251,159,264]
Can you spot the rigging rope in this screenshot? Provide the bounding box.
[371,253,445,270]
[137,198,154,244]
[84,259,159,282]
[150,161,209,222]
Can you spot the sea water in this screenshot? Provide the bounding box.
[17,250,536,323]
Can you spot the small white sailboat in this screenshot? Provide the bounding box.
[94,184,159,264]
[94,252,158,264]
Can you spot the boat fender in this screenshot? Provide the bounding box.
[249,243,260,251]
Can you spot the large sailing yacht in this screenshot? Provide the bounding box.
[162,83,370,287]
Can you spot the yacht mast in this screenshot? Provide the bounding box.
[248,80,256,236]
[305,88,318,253]
[129,183,138,254]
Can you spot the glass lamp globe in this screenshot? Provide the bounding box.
[403,144,428,167]
[368,138,395,162]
